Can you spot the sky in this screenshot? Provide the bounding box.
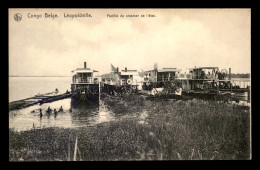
[9,9,251,76]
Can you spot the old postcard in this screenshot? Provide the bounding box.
[9,8,251,161]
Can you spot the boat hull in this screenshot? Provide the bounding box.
[71,84,99,107]
[184,91,231,101]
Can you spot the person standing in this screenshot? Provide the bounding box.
[59,106,63,112]
[54,109,58,118]
[39,109,43,118]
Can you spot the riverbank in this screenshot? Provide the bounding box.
[9,95,250,161]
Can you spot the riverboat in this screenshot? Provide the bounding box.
[71,62,100,106]
[175,67,233,100]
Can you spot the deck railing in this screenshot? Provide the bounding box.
[74,78,93,84]
[175,73,192,79]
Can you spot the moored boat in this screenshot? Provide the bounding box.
[71,62,100,106]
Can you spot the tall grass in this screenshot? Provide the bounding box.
[9,97,250,161]
[142,99,250,160]
[102,94,145,115]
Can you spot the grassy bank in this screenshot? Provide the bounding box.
[9,95,250,161]
[101,94,145,115]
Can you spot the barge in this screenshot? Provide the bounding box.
[9,90,71,110]
[174,67,248,101]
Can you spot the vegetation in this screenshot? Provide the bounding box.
[101,94,145,115]
[231,73,250,79]
[9,95,250,161]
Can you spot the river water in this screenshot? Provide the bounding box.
[9,98,118,131]
[9,77,119,131]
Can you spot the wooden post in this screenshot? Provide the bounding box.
[73,137,78,161]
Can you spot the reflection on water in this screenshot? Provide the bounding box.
[9,98,116,132]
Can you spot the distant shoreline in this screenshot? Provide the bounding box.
[9,76,71,77]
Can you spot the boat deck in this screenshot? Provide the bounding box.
[9,91,71,111]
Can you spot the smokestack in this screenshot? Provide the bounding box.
[125,67,127,72]
[84,62,87,69]
[154,62,158,70]
[117,67,119,73]
[229,68,231,80]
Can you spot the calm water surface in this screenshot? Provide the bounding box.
[9,98,120,132]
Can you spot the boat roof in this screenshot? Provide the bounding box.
[121,70,137,72]
[158,68,180,72]
[121,71,139,76]
[144,68,180,73]
[71,68,98,74]
[189,67,219,70]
